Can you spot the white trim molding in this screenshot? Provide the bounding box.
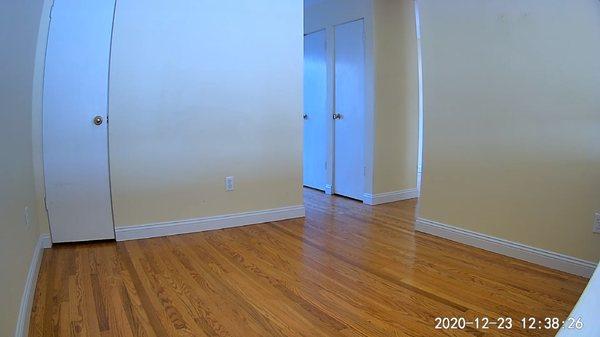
[363,188,419,205]
[416,218,597,278]
[557,266,600,336]
[324,184,333,195]
[15,234,51,337]
[115,205,305,241]
[40,233,52,249]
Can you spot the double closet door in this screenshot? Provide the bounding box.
[303,19,365,201]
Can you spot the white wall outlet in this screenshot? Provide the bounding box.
[24,206,31,229]
[594,212,600,234]
[225,176,234,191]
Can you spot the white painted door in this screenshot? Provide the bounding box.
[303,30,328,191]
[333,19,365,200]
[43,0,116,242]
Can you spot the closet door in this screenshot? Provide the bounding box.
[333,19,365,200]
[43,0,116,242]
[303,30,328,190]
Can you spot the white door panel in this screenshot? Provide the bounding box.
[333,19,365,200]
[303,30,328,190]
[43,0,116,242]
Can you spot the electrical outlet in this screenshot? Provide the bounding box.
[24,206,31,229]
[594,212,600,234]
[225,176,234,191]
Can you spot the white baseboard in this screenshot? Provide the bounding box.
[15,234,51,337]
[39,233,52,249]
[416,218,597,278]
[363,188,419,205]
[115,205,305,241]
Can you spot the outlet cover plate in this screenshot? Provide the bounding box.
[592,212,600,234]
[594,212,600,234]
[225,176,234,191]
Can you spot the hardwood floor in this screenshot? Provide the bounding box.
[29,188,588,337]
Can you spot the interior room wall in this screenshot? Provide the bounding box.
[372,0,419,195]
[108,0,304,227]
[418,0,600,262]
[0,0,45,334]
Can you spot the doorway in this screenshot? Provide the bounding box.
[303,19,367,201]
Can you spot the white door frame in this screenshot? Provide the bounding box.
[415,0,424,194]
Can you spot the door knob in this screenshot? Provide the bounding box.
[303,114,308,120]
[333,113,342,120]
[93,116,103,126]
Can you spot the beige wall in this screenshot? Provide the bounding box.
[109,0,304,227]
[418,0,600,262]
[372,0,419,194]
[0,0,45,334]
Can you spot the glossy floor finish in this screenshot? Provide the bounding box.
[29,189,588,337]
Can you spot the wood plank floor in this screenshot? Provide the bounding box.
[29,188,588,337]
